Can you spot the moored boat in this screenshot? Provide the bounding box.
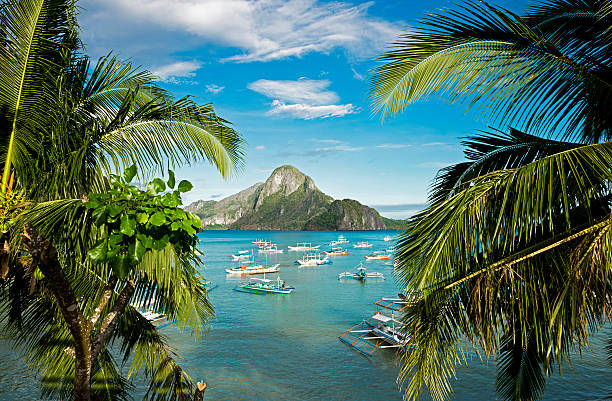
[329,235,349,246]
[225,259,280,275]
[365,251,393,260]
[296,253,330,266]
[234,277,294,294]
[288,242,320,251]
[325,247,351,256]
[232,250,252,260]
[338,263,385,280]
[258,245,284,254]
[353,241,373,249]
[383,235,393,241]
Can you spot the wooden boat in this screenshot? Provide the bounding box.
[329,235,349,246]
[225,258,280,275]
[234,277,294,294]
[353,241,373,249]
[288,242,320,251]
[258,245,284,254]
[365,251,392,260]
[296,253,329,266]
[232,250,252,260]
[325,247,351,256]
[338,263,385,280]
[383,235,393,241]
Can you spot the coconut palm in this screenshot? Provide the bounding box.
[0,0,244,400]
[370,1,612,400]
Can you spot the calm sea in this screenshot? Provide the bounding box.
[1,230,611,400]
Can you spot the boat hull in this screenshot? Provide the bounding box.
[234,286,294,294]
[225,265,280,275]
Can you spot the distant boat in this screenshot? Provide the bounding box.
[365,251,392,261]
[252,239,266,245]
[325,247,351,256]
[258,245,284,254]
[288,242,320,251]
[234,277,294,294]
[383,235,393,242]
[226,258,280,275]
[329,235,349,246]
[232,250,252,260]
[338,263,385,280]
[353,241,373,249]
[296,253,330,266]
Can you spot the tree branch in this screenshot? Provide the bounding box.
[88,274,118,330]
[90,279,135,364]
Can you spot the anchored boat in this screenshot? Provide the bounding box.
[365,251,393,261]
[325,247,351,256]
[383,235,393,241]
[288,242,320,251]
[225,258,280,275]
[258,245,284,254]
[338,263,385,280]
[234,277,294,294]
[296,253,330,266]
[329,235,349,246]
[353,241,373,249]
[231,250,252,261]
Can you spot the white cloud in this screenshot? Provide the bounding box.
[417,161,455,168]
[101,0,402,63]
[421,142,449,147]
[152,60,201,83]
[248,78,338,105]
[316,139,342,144]
[314,144,363,152]
[248,77,356,119]
[376,143,411,149]
[268,100,356,119]
[254,145,265,150]
[351,67,365,81]
[205,84,225,94]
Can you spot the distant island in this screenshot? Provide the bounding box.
[185,165,406,230]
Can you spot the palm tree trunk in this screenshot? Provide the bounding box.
[74,347,92,401]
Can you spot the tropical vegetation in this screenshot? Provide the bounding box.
[370,1,612,400]
[0,0,243,400]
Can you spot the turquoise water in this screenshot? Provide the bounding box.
[1,230,611,400]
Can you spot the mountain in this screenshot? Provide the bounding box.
[184,165,398,230]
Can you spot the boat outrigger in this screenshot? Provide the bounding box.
[325,247,351,256]
[365,251,393,261]
[258,245,284,254]
[234,277,294,294]
[338,295,420,356]
[288,242,320,251]
[225,258,280,275]
[353,241,373,249]
[296,253,330,266]
[338,263,385,280]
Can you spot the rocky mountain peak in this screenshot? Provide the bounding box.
[256,165,317,208]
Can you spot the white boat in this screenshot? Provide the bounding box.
[365,251,393,261]
[385,246,395,253]
[225,259,280,275]
[234,277,294,294]
[288,242,320,251]
[325,247,351,256]
[338,263,385,280]
[329,235,349,246]
[258,245,284,254]
[296,253,329,266]
[383,235,393,242]
[231,250,252,260]
[252,239,266,245]
[353,241,373,249]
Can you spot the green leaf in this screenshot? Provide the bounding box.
[136,213,149,224]
[93,207,107,226]
[113,255,131,279]
[170,221,181,231]
[107,204,125,218]
[120,215,136,236]
[177,180,193,193]
[136,233,154,249]
[152,235,169,251]
[89,240,108,263]
[109,233,124,246]
[149,212,166,226]
[167,170,176,189]
[123,164,138,183]
[109,174,124,188]
[134,238,147,263]
[147,178,166,195]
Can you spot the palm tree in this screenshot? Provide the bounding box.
[0,0,243,400]
[370,1,612,400]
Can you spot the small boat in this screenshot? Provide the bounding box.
[383,235,393,242]
[296,253,330,266]
[365,251,393,261]
[329,235,349,246]
[234,277,294,294]
[325,247,351,256]
[256,241,274,248]
[353,241,373,249]
[225,258,280,275]
[288,242,320,251]
[252,239,266,245]
[232,250,252,260]
[385,246,395,253]
[258,245,284,254]
[338,263,385,280]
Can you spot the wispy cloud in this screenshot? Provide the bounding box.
[376,143,411,149]
[316,139,342,144]
[100,0,401,63]
[254,145,265,150]
[152,60,201,83]
[314,144,363,152]
[248,77,356,119]
[205,84,225,94]
[351,67,365,81]
[421,142,449,147]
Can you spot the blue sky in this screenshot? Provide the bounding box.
[79,0,531,218]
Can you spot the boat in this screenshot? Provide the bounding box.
[231,250,252,260]
[338,263,385,280]
[225,258,280,275]
[365,251,393,260]
[252,239,266,245]
[383,235,393,242]
[325,247,351,256]
[256,241,274,248]
[296,253,330,266]
[385,246,395,254]
[329,235,349,246]
[288,242,320,251]
[234,277,294,294]
[258,245,284,254]
[353,241,373,249]
[338,295,420,356]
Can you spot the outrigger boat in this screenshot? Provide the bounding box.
[338,295,420,356]
[329,235,349,246]
[258,245,284,254]
[296,253,330,266]
[231,250,252,261]
[225,258,280,275]
[234,277,294,294]
[383,235,393,241]
[338,263,385,280]
[252,239,266,245]
[325,247,351,256]
[353,241,373,249]
[288,242,320,251]
[365,251,393,261]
